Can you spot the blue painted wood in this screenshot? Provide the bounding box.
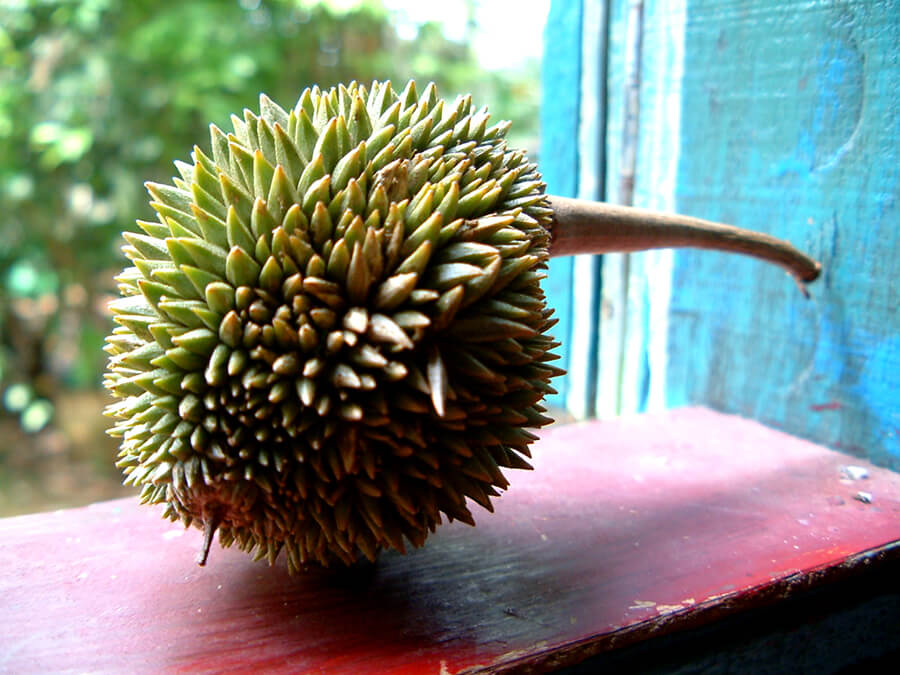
[598,0,686,419]
[568,0,609,419]
[541,0,584,409]
[659,0,900,469]
[595,0,630,418]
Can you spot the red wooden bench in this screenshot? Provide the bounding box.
[2,408,898,672]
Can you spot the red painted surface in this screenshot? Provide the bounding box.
[2,408,899,673]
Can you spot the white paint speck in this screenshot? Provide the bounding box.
[656,604,685,613]
[162,529,184,540]
[841,465,869,481]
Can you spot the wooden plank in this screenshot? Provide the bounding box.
[540,0,583,409]
[2,408,899,673]
[599,0,687,418]
[595,0,633,419]
[566,0,609,418]
[656,0,900,469]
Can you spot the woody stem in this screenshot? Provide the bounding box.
[548,195,821,284]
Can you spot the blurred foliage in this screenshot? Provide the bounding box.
[0,0,541,515]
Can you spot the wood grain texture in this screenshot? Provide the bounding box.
[2,408,899,673]
[655,0,900,468]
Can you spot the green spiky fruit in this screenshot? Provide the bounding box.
[104,80,563,571]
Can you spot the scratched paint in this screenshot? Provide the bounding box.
[3,409,899,673]
[775,39,865,177]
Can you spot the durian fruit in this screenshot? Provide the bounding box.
[105,80,561,570]
[104,80,821,572]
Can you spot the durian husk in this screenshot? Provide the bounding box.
[104,80,563,571]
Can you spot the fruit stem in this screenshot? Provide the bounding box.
[196,512,221,567]
[547,196,822,289]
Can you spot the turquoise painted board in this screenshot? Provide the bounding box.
[661,1,900,468]
[541,0,583,409]
[599,0,689,418]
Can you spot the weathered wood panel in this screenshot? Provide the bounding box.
[541,0,583,409]
[2,409,899,673]
[661,0,900,469]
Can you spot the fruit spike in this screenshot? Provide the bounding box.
[103,80,821,573]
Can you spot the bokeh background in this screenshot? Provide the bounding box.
[0,0,549,516]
